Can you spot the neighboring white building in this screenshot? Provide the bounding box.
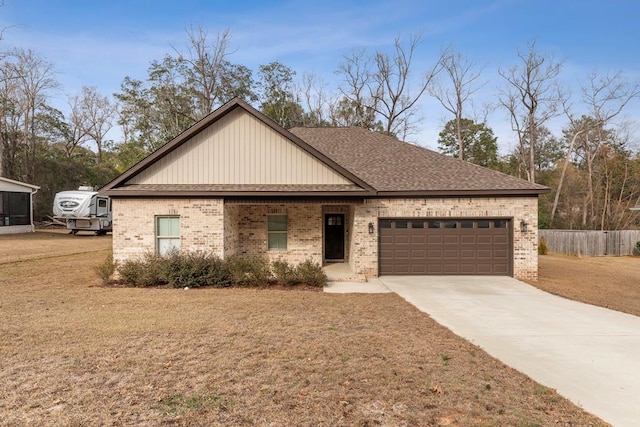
[0,177,40,235]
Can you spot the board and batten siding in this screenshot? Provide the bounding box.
[128,109,352,185]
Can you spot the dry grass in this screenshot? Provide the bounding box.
[528,254,640,317]
[0,229,109,265]
[0,232,607,426]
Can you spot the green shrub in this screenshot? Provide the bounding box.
[164,251,208,288]
[538,236,548,255]
[207,256,232,288]
[271,259,298,286]
[94,253,117,285]
[226,256,272,287]
[163,252,232,288]
[295,259,327,287]
[225,256,247,286]
[117,252,166,287]
[636,241,640,251]
[118,259,147,286]
[116,253,325,289]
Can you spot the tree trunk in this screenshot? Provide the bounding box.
[528,112,535,183]
[456,113,463,160]
[550,130,584,227]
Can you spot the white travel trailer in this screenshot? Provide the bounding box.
[52,186,112,235]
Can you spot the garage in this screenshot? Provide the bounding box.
[379,218,511,275]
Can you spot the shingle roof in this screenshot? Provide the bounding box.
[101,98,548,197]
[290,127,548,194]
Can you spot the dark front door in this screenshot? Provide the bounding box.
[325,214,345,260]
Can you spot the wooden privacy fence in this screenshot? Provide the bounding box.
[539,230,640,256]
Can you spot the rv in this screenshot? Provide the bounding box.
[52,186,112,235]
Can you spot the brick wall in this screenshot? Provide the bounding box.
[114,200,324,266]
[112,198,224,263]
[113,196,539,280]
[224,204,241,257]
[349,197,539,280]
[225,204,323,265]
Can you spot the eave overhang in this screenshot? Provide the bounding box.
[374,187,551,197]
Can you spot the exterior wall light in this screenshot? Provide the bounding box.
[520,220,528,233]
[368,222,375,234]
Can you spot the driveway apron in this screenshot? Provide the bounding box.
[379,275,640,427]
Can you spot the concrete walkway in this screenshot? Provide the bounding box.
[378,276,640,427]
[324,278,391,293]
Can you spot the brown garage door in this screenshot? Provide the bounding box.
[379,219,511,275]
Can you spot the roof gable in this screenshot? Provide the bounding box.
[102,99,372,196]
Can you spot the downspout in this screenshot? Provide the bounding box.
[30,187,39,233]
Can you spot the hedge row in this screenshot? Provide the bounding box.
[97,252,328,288]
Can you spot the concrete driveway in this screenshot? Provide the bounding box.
[378,275,640,427]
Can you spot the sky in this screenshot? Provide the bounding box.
[1,0,639,153]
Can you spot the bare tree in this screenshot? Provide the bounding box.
[498,39,563,182]
[371,34,443,139]
[0,0,11,176]
[64,92,91,157]
[429,47,485,160]
[176,26,233,118]
[0,60,22,177]
[336,34,443,139]
[335,48,378,129]
[80,86,115,162]
[550,71,640,226]
[299,72,330,126]
[1,49,57,181]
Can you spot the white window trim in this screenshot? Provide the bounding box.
[156,216,180,256]
[267,214,287,250]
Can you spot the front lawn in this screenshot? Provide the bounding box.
[0,232,606,425]
[529,253,640,317]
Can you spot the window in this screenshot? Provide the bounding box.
[268,214,287,250]
[0,192,30,226]
[156,216,180,256]
[444,220,457,228]
[395,220,408,229]
[428,220,441,229]
[494,220,507,229]
[327,215,342,225]
[411,221,424,228]
[477,220,490,229]
[461,220,474,228]
[379,220,392,229]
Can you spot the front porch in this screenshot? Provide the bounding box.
[223,200,361,267]
[322,262,367,283]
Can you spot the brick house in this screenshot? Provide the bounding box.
[101,98,549,280]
